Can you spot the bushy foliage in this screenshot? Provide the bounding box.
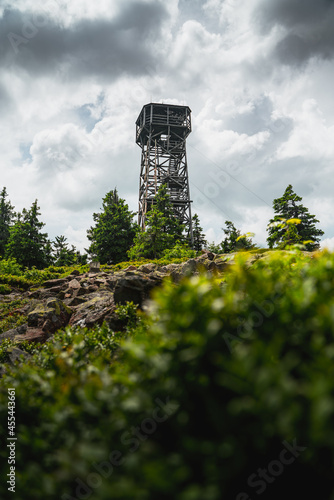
[0,257,22,276]
[1,251,334,498]
[162,241,197,260]
[0,262,89,294]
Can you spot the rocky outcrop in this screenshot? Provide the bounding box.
[0,252,240,347]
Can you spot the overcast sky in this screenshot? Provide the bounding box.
[0,0,333,251]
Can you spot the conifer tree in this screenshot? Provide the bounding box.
[192,213,207,251]
[53,235,78,266]
[0,187,15,258]
[221,221,254,253]
[5,200,51,268]
[128,184,185,259]
[87,189,137,264]
[267,185,324,250]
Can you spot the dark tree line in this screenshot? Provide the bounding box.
[0,183,325,269]
[0,188,86,268]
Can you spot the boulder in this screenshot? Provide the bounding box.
[114,274,162,307]
[69,293,114,327]
[8,347,32,364]
[27,298,72,335]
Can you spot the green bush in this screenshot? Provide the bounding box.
[0,274,33,290]
[0,283,11,295]
[162,241,197,260]
[0,258,22,276]
[1,250,334,499]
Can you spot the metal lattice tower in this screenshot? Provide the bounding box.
[136,102,193,243]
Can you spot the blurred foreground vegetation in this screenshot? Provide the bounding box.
[0,250,334,499]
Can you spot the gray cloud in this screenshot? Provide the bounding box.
[0,2,167,80]
[0,82,11,111]
[255,0,334,66]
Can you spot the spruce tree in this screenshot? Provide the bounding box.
[221,221,253,253]
[53,235,78,266]
[87,189,137,264]
[128,184,185,260]
[5,200,51,268]
[0,187,15,258]
[267,185,324,250]
[192,213,207,251]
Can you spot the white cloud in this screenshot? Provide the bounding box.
[321,237,334,251]
[0,0,332,255]
[277,99,334,160]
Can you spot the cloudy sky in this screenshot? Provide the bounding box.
[0,0,333,251]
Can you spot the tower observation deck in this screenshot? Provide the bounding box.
[136,102,193,244]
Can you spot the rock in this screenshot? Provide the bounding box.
[170,270,183,283]
[27,298,72,335]
[106,277,118,291]
[105,311,128,332]
[69,293,114,327]
[15,328,47,344]
[214,259,229,272]
[137,263,157,274]
[29,285,65,299]
[207,261,218,273]
[124,265,137,272]
[163,263,179,272]
[69,269,81,276]
[200,250,215,260]
[8,347,32,364]
[42,278,68,289]
[89,262,100,273]
[114,274,162,307]
[64,296,87,307]
[181,259,198,275]
[68,279,81,289]
[0,324,28,344]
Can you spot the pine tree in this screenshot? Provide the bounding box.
[5,200,51,268]
[267,185,324,250]
[221,221,253,253]
[87,189,137,264]
[0,187,15,258]
[192,213,207,251]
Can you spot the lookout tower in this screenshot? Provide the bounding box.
[136,102,193,243]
